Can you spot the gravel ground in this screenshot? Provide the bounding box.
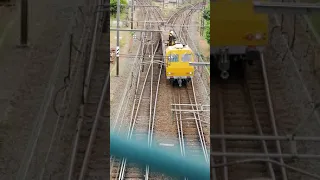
[188,12,210,146]
[264,11,320,179]
[0,0,85,179]
[110,7,143,127]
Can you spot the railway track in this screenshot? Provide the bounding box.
[172,81,209,163]
[212,55,288,180]
[111,2,209,179]
[110,1,164,179]
[66,1,109,179]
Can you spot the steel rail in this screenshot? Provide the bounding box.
[170,109,210,112]
[177,92,187,157]
[212,158,320,179]
[61,6,93,180]
[213,56,289,179]
[210,134,320,141]
[39,5,91,180]
[147,38,163,180]
[211,152,320,158]
[110,0,151,178]
[181,5,210,103]
[117,9,161,178]
[66,1,106,179]
[261,52,288,180]
[189,79,209,162]
[125,40,160,180]
[83,1,102,103]
[117,3,152,179]
[76,3,111,179]
[146,27,154,179]
[110,0,148,133]
[15,4,89,180]
[217,89,228,179]
[179,7,196,44]
[244,67,277,180]
[126,1,164,179]
[119,42,160,180]
[185,10,210,77]
[174,83,208,180]
[78,55,109,180]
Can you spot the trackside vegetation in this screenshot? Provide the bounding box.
[110,0,128,15]
[203,3,210,44]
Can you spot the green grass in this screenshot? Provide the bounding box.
[110,12,127,21]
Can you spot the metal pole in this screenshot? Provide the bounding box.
[116,0,120,76]
[131,0,134,29]
[20,0,28,47]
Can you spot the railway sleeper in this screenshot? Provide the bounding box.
[226,143,277,153]
[224,101,250,107]
[124,171,144,178]
[225,145,271,153]
[225,140,266,148]
[223,114,252,120]
[133,129,150,135]
[225,126,273,135]
[225,118,269,126]
[226,160,268,170]
[85,95,110,104]
[88,159,108,169]
[86,171,107,179]
[182,134,200,138]
[83,105,109,117]
[225,127,259,134]
[224,118,254,124]
[79,120,108,133]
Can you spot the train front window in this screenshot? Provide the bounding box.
[182,54,192,62]
[168,54,179,62]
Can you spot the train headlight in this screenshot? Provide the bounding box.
[168,72,171,75]
[255,33,262,40]
[189,72,192,74]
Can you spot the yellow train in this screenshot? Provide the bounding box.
[165,42,195,87]
[211,0,269,79]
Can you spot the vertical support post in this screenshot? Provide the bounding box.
[201,0,205,36]
[20,0,28,47]
[117,0,120,76]
[131,0,134,29]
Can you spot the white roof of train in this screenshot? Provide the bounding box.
[166,43,192,50]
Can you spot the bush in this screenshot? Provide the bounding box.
[203,4,210,21]
[203,4,210,44]
[204,20,210,44]
[110,0,128,15]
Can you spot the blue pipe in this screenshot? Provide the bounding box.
[110,133,210,179]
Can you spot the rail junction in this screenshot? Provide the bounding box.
[110,0,210,179]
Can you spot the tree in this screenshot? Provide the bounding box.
[110,0,128,15]
[203,4,210,44]
[203,4,210,21]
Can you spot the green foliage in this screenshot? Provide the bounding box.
[110,0,128,15]
[203,4,210,44]
[203,4,210,21]
[204,20,210,44]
